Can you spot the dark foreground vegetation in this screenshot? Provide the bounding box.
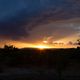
[0,45,80,80]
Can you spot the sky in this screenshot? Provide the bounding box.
[0,0,80,48]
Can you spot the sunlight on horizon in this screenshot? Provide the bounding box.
[0,36,78,49]
[34,45,51,50]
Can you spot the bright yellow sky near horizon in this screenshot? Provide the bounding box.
[0,18,80,48]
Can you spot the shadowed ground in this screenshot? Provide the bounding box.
[0,47,80,80]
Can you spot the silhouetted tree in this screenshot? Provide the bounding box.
[77,39,80,48]
[4,45,16,50]
[77,39,80,45]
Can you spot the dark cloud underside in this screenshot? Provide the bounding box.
[0,0,80,40]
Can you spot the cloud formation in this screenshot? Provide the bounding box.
[0,0,80,41]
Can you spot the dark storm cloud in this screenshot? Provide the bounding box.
[0,0,44,40]
[0,0,80,40]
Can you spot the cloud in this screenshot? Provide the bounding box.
[0,0,80,41]
[27,21,79,43]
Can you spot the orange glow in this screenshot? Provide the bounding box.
[43,41,48,43]
[0,35,78,48]
[34,45,50,49]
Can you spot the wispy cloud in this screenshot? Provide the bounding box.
[0,0,80,41]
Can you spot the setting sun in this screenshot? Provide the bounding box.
[34,45,50,50]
